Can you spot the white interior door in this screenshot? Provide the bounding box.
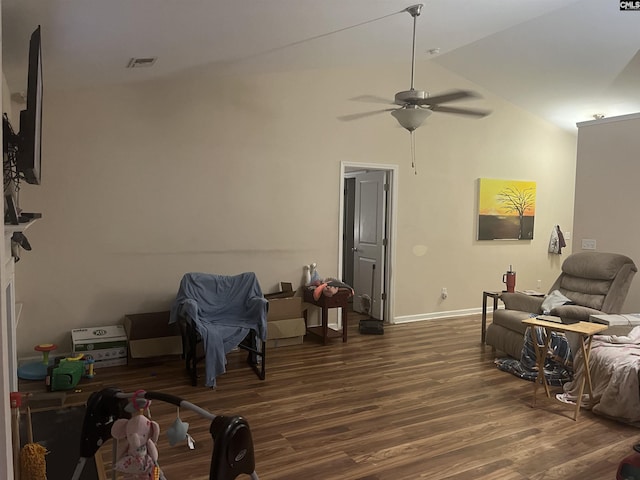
[353,170,386,320]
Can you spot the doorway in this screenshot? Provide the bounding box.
[339,162,397,324]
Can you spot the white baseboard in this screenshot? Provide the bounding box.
[393,304,502,324]
[18,350,72,366]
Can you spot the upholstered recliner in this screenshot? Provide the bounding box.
[486,252,637,358]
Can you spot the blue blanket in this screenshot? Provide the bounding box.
[495,326,573,387]
[169,272,267,387]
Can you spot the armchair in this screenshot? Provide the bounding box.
[169,272,268,387]
[485,252,637,358]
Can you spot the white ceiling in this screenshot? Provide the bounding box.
[2,0,640,132]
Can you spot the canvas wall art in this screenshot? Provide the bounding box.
[478,178,536,240]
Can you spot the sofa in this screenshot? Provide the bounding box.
[485,251,637,359]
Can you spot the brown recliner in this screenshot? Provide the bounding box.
[486,251,637,358]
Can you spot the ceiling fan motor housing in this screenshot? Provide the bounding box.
[394,89,429,105]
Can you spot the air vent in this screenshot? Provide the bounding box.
[126,57,157,68]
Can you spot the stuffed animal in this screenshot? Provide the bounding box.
[312,279,354,301]
[111,413,164,480]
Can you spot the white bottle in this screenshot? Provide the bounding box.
[303,265,311,286]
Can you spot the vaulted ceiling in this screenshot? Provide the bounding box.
[3,0,640,131]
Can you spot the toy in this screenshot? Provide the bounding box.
[167,407,194,448]
[111,391,164,480]
[46,355,86,391]
[16,395,48,480]
[302,262,355,301]
[72,387,260,480]
[17,343,58,381]
[85,356,95,378]
[312,279,354,301]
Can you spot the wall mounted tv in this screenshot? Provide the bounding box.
[16,25,43,185]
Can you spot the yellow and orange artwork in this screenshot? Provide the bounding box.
[478,178,536,240]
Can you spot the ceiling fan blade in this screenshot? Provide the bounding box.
[416,89,480,106]
[350,95,395,105]
[431,105,491,118]
[338,108,396,122]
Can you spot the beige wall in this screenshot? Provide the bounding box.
[13,61,577,356]
[573,113,640,312]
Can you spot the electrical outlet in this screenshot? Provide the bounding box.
[537,280,542,290]
[581,239,597,250]
[441,287,448,299]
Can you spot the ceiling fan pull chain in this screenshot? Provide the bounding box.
[410,130,418,175]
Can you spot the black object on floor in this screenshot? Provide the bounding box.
[359,318,384,335]
[20,405,99,480]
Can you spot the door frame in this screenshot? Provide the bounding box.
[338,161,398,324]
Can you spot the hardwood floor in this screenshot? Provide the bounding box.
[19,312,640,479]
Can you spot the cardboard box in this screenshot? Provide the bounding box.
[264,282,295,299]
[91,355,128,369]
[266,296,305,347]
[266,335,304,348]
[124,311,183,359]
[71,325,128,368]
[267,296,302,321]
[267,317,306,348]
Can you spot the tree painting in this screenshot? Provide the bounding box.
[478,178,536,240]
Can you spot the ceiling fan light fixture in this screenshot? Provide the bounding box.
[391,107,432,131]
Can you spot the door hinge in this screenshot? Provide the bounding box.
[383,183,389,191]
[381,292,387,301]
[382,238,388,247]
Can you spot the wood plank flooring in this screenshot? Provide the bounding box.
[18,313,640,479]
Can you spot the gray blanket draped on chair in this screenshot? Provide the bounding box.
[169,272,267,387]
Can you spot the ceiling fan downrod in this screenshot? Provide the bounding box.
[405,4,423,91]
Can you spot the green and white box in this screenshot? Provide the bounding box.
[71,325,128,368]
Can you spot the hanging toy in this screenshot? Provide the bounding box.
[111,390,165,480]
[167,407,195,449]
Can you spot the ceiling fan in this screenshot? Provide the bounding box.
[339,4,490,132]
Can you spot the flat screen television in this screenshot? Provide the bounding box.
[16,25,43,185]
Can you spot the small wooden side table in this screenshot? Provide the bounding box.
[481,291,501,344]
[302,288,350,345]
[521,317,608,421]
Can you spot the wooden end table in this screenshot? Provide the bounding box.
[521,317,608,421]
[481,291,501,344]
[302,288,350,345]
